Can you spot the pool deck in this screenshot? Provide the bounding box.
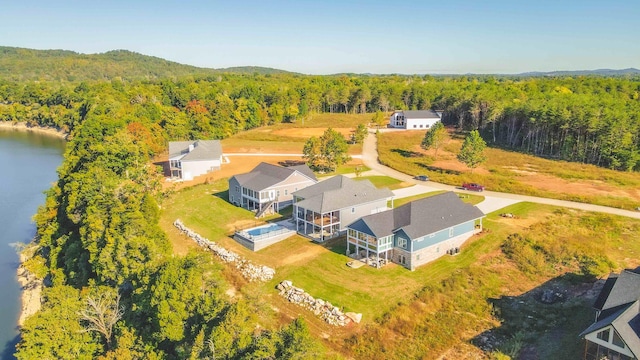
[233,219,297,251]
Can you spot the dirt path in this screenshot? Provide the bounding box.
[363,131,640,219]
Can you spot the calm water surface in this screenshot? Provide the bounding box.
[0,130,64,359]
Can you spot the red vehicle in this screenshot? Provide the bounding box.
[462,183,485,192]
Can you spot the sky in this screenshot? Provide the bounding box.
[1,0,638,75]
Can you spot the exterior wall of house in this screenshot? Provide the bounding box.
[269,172,316,207]
[339,199,390,232]
[229,177,242,206]
[391,221,478,270]
[584,326,635,359]
[411,221,476,251]
[389,112,405,128]
[405,118,440,130]
[181,158,221,180]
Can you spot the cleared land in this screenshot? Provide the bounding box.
[159,174,640,358]
[377,128,640,210]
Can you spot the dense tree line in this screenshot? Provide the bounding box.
[2,73,639,170]
[15,97,325,358]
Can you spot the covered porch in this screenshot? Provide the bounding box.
[294,205,341,242]
[346,229,393,269]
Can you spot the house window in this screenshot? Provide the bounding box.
[351,207,355,213]
[277,190,280,197]
[413,125,417,128]
[419,124,423,128]
[398,237,407,249]
[285,189,288,195]
[230,196,234,202]
[235,186,239,193]
[417,254,421,260]
[612,330,625,348]
[597,329,610,342]
[449,227,454,237]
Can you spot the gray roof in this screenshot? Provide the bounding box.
[169,140,222,161]
[347,192,485,239]
[395,110,441,119]
[580,301,640,358]
[231,162,317,192]
[597,270,640,311]
[293,175,394,213]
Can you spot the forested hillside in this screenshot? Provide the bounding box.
[0,47,290,81]
[1,70,639,170]
[2,50,639,359]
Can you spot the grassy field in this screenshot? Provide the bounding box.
[221,113,371,156]
[354,175,411,190]
[377,129,640,210]
[159,176,640,359]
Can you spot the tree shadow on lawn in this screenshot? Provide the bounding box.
[391,148,422,158]
[417,163,462,175]
[473,273,598,359]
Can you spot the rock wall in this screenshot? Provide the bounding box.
[174,219,275,282]
[276,280,362,326]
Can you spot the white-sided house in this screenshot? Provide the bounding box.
[292,175,394,242]
[389,110,442,130]
[229,162,318,218]
[169,140,223,180]
[580,269,640,360]
[346,192,484,270]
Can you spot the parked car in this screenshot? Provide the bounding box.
[415,175,430,181]
[462,183,485,191]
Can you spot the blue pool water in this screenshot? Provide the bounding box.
[247,224,284,236]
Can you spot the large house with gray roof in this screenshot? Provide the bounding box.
[346,192,484,270]
[169,140,223,180]
[292,175,394,242]
[580,269,640,360]
[389,110,442,130]
[229,162,317,218]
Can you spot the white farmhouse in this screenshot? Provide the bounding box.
[389,110,442,130]
[168,140,223,180]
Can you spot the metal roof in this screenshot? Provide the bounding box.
[231,162,317,192]
[347,192,485,239]
[293,175,393,213]
[394,110,441,119]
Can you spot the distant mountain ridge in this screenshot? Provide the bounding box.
[517,68,640,77]
[0,46,293,81]
[0,46,637,81]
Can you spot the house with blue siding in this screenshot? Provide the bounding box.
[346,192,484,270]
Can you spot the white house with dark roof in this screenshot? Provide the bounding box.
[169,140,223,180]
[229,162,317,218]
[580,269,640,360]
[389,110,442,130]
[346,192,484,270]
[292,175,394,242]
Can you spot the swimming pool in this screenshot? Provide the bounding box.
[246,224,285,237]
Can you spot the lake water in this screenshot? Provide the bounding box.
[0,130,64,359]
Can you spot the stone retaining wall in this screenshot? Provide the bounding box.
[174,219,275,282]
[276,280,362,326]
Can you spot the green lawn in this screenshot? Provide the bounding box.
[160,178,640,358]
[354,175,410,190]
